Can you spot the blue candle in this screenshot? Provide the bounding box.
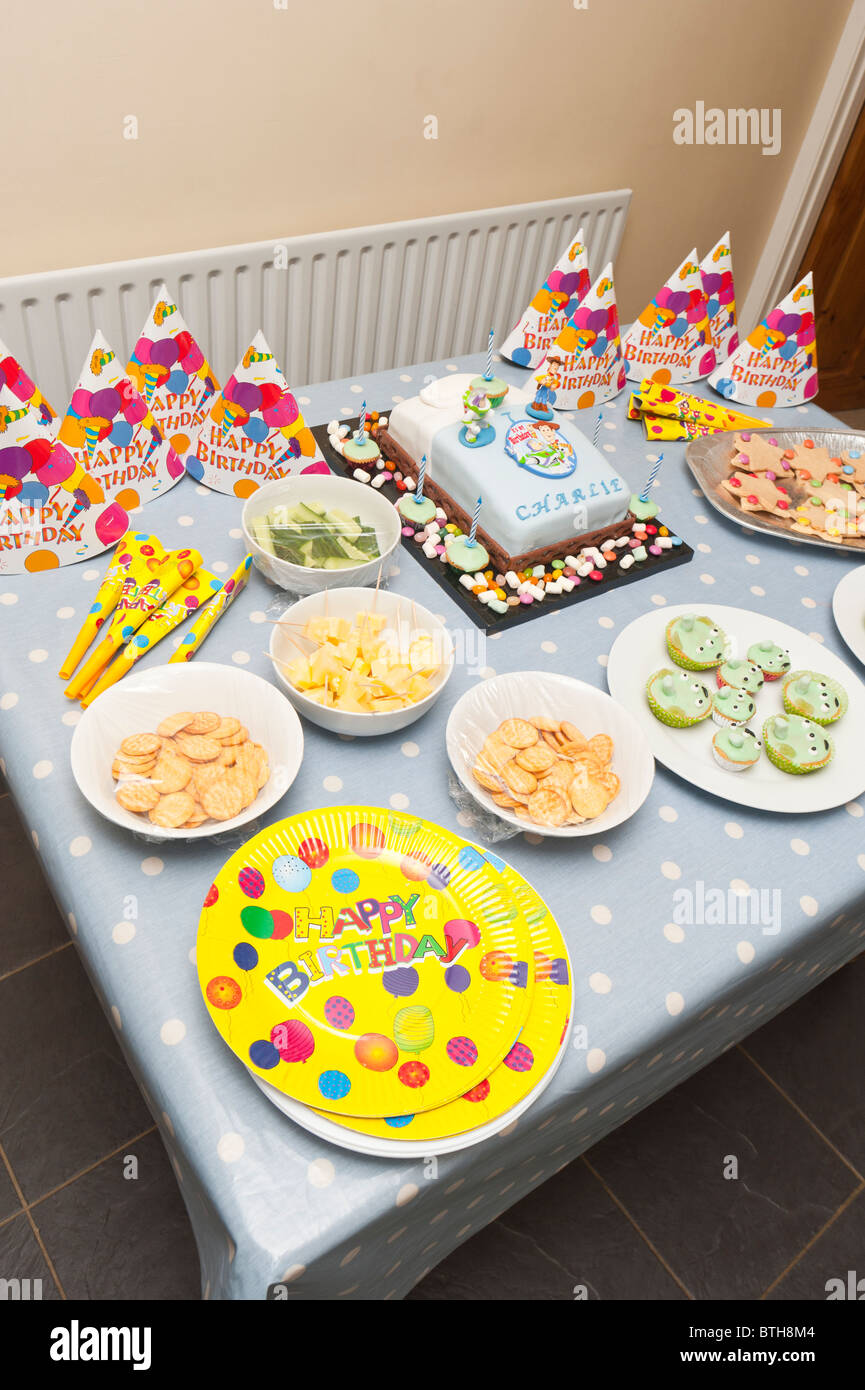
[593,409,603,448]
[640,452,664,502]
[484,329,494,381]
[414,453,427,502]
[468,495,482,546]
[356,400,367,442]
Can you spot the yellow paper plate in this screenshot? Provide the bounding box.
[197,808,534,1117]
[304,853,572,1143]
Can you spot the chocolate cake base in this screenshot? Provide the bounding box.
[372,426,634,575]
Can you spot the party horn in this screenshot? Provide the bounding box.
[82,567,221,706]
[169,554,253,662]
[58,532,166,678]
[65,547,202,699]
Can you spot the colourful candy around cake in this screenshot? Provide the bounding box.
[782,670,847,726]
[646,668,713,728]
[712,725,761,772]
[747,639,791,682]
[372,374,633,574]
[716,658,764,694]
[711,685,756,728]
[762,713,833,775]
[665,613,727,670]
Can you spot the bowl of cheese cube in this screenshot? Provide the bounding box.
[268,587,455,735]
[242,475,402,594]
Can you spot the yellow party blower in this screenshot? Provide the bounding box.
[58,532,166,679]
[82,567,220,706]
[64,547,202,700]
[169,554,253,662]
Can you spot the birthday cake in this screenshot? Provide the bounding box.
[373,374,632,572]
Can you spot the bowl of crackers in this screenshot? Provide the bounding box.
[446,670,655,837]
[70,662,304,839]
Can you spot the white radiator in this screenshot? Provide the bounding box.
[0,191,631,410]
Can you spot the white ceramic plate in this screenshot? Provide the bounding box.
[607,602,865,813]
[249,1022,571,1159]
[268,587,454,736]
[70,662,304,839]
[832,565,865,668]
[445,670,655,837]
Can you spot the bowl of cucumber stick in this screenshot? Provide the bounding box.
[242,474,402,594]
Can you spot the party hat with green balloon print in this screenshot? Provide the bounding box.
[708,272,818,409]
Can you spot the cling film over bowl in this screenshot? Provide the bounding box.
[247,498,387,571]
[197,808,535,1117]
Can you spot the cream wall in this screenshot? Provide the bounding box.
[2,0,853,322]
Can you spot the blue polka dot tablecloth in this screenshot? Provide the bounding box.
[2,353,864,1301]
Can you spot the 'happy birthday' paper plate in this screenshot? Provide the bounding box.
[197,808,534,1117]
[297,855,573,1146]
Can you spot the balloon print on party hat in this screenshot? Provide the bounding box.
[499,229,592,370]
[0,390,128,575]
[185,330,327,499]
[700,232,738,362]
[622,249,716,384]
[0,337,57,427]
[56,330,186,512]
[197,807,535,1118]
[707,272,818,409]
[527,262,627,410]
[126,285,221,464]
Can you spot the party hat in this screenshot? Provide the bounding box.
[500,229,592,369]
[707,273,818,408]
[127,285,220,455]
[700,232,738,361]
[185,330,326,498]
[528,263,627,410]
[57,330,186,509]
[622,250,716,384]
[0,337,57,425]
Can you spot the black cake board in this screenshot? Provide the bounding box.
[313,419,694,632]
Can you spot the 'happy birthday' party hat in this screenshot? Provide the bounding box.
[528,262,627,409]
[186,330,327,498]
[622,250,716,384]
[0,338,57,426]
[499,229,592,369]
[0,389,129,575]
[57,331,185,512]
[700,232,738,361]
[127,286,220,459]
[707,272,818,408]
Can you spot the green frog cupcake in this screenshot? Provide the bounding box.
[712,726,761,773]
[762,713,834,775]
[646,668,713,728]
[747,639,791,682]
[712,686,757,727]
[716,658,764,695]
[665,614,727,670]
[782,670,847,726]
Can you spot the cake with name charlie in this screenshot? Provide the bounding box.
[373,374,633,573]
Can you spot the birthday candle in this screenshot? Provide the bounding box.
[485,329,494,380]
[592,410,603,449]
[468,496,482,546]
[169,555,253,662]
[357,400,367,442]
[640,454,664,502]
[415,453,427,502]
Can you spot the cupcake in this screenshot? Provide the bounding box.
[646,668,713,728]
[782,670,848,726]
[762,713,834,774]
[712,686,757,727]
[712,726,761,773]
[747,639,791,682]
[716,658,764,695]
[665,614,727,671]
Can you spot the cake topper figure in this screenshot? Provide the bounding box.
[526,356,562,421]
[459,383,495,448]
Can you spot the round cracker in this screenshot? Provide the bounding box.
[212,716,241,741]
[515,743,556,774]
[560,721,588,750]
[502,762,538,797]
[175,734,222,762]
[120,732,161,758]
[156,712,195,738]
[116,781,160,813]
[112,760,157,782]
[569,771,609,820]
[180,807,209,828]
[193,762,226,799]
[149,791,196,829]
[473,764,502,793]
[498,718,539,750]
[201,776,245,822]
[151,750,192,794]
[527,787,569,826]
[186,711,220,734]
[219,726,249,747]
[588,733,614,766]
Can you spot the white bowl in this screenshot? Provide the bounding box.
[242,474,402,594]
[446,670,655,837]
[269,587,455,736]
[70,662,304,840]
